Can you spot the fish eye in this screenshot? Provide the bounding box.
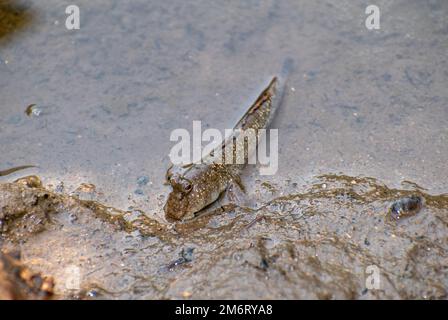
[182,180,192,192]
[169,175,192,193]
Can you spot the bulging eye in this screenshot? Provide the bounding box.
[182,180,192,192]
[170,175,192,193]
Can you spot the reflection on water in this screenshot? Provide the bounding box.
[1,0,447,299]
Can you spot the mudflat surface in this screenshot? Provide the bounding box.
[0,0,447,299]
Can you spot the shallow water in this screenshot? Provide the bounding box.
[0,0,447,299]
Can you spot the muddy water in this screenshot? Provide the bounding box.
[1,0,447,299]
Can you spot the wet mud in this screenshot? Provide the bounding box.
[0,250,54,300]
[1,174,447,299]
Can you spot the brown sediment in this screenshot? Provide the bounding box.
[1,174,447,299]
[0,181,170,243]
[0,182,60,239]
[0,1,35,43]
[0,250,54,300]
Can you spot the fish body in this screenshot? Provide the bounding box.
[165,75,286,221]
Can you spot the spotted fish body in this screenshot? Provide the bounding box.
[165,75,286,221]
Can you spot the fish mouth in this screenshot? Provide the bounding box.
[164,199,203,222]
[164,204,183,221]
[165,210,196,223]
[164,192,191,221]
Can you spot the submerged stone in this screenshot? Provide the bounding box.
[390,196,423,220]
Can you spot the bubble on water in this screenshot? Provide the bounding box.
[25,104,42,117]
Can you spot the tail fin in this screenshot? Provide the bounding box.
[277,57,294,102]
[232,58,295,131]
[265,57,295,126]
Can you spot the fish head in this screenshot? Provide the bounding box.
[164,173,196,220]
[164,165,224,221]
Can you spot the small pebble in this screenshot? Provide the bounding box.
[86,289,99,298]
[390,195,423,220]
[77,183,96,193]
[55,182,65,193]
[14,175,42,188]
[181,247,194,262]
[69,213,78,223]
[260,258,269,270]
[134,189,144,195]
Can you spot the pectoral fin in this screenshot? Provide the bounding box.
[221,177,255,209]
